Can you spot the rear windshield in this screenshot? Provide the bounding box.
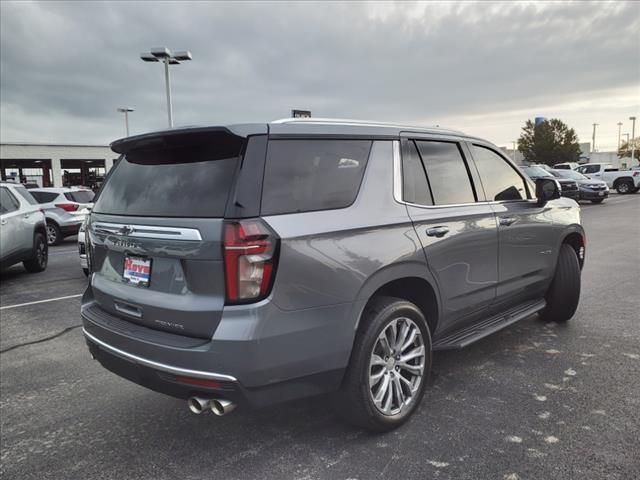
[65,190,95,203]
[261,139,372,215]
[94,134,241,217]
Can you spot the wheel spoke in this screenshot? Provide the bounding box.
[401,326,418,352]
[397,372,415,393]
[392,374,405,406]
[378,334,392,356]
[398,361,423,375]
[400,345,425,363]
[386,321,397,351]
[374,373,390,404]
[382,378,393,413]
[370,354,386,367]
[370,368,385,387]
[395,321,409,351]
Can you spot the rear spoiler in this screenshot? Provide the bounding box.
[110,124,268,155]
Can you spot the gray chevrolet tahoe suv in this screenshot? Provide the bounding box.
[82,119,584,431]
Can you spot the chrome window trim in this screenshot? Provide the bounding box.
[91,222,202,241]
[394,138,539,209]
[83,328,237,382]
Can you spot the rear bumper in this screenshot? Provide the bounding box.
[81,293,357,407]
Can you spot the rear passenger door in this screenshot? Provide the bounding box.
[401,137,498,332]
[0,187,21,258]
[467,144,557,309]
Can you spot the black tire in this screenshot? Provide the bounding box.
[46,221,63,246]
[615,180,633,194]
[334,296,432,431]
[591,198,604,204]
[23,232,48,273]
[83,268,89,277]
[540,244,580,323]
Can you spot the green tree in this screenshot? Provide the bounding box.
[517,118,581,166]
[618,138,640,165]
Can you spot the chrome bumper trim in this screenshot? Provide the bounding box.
[83,328,237,382]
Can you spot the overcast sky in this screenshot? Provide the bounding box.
[1,1,638,151]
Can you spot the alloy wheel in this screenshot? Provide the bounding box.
[46,225,57,245]
[368,317,425,416]
[36,239,48,268]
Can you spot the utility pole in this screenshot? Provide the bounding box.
[630,116,637,165]
[512,140,517,162]
[617,122,623,150]
[591,123,598,153]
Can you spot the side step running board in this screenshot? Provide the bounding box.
[432,299,546,351]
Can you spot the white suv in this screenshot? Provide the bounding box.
[0,182,48,272]
[29,187,94,245]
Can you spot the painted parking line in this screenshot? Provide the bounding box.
[0,293,83,311]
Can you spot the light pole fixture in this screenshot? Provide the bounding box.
[140,47,192,127]
[117,107,134,136]
[591,123,598,153]
[630,116,637,164]
[617,122,623,149]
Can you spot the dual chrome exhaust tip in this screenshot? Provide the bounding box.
[188,396,236,416]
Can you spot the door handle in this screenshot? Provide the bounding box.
[499,216,517,227]
[426,226,449,237]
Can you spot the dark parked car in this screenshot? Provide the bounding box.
[550,169,609,203]
[82,119,585,431]
[522,165,579,200]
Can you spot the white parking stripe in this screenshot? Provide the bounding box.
[0,294,83,311]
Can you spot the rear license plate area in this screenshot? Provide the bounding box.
[123,256,152,287]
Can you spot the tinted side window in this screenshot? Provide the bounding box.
[581,164,599,174]
[65,191,95,203]
[471,145,528,201]
[32,191,59,203]
[415,141,476,205]
[31,191,59,203]
[402,140,432,205]
[261,140,371,215]
[0,187,20,214]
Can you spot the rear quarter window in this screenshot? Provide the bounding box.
[65,191,95,203]
[261,139,372,215]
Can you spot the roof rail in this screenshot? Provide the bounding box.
[270,117,464,134]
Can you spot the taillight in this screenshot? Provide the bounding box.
[633,171,639,177]
[55,203,79,212]
[223,219,278,304]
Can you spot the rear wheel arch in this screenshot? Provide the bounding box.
[357,276,439,337]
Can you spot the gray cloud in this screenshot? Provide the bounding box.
[1,1,639,149]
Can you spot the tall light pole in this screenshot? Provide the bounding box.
[592,123,598,153]
[140,47,192,127]
[630,116,637,165]
[512,140,517,162]
[617,122,623,150]
[117,107,134,136]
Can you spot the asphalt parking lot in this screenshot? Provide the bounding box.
[1,195,639,480]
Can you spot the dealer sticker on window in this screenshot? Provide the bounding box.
[123,256,151,287]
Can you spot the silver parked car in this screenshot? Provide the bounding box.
[29,187,94,245]
[82,119,585,431]
[0,182,48,272]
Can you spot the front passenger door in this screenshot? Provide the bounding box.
[402,138,498,332]
[468,144,557,310]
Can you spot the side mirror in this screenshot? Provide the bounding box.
[535,178,561,206]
